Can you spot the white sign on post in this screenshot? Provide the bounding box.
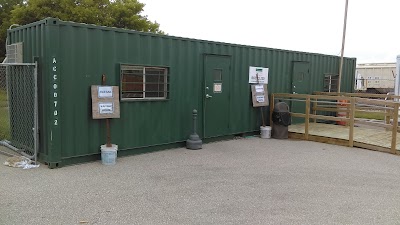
[98,86,113,98]
[99,102,114,114]
[249,67,269,84]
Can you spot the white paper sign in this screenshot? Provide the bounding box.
[249,67,269,84]
[214,83,222,93]
[99,102,114,114]
[98,86,113,98]
[256,96,265,103]
[255,85,264,93]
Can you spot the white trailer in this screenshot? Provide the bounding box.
[355,63,396,94]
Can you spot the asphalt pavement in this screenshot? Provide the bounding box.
[1,137,400,225]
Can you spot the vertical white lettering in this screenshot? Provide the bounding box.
[54,120,58,126]
[54,110,58,116]
[53,84,57,89]
[53,75,57,80]
[53,66,57,72]
[54,101,57,107]
[54,93,57,98]
[53,58,57,64]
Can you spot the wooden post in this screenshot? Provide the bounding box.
[391,103,399,154]
[345,99,350,127]
[312,96,317,123]
[305,96,310,140]
[349,98,355,147]
[102,74,112,147]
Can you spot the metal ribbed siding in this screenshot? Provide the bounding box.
[7,18,356,166]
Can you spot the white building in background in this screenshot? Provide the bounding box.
[355,62,396,94]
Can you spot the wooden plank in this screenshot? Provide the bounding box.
[313,107,349,113]
[291,112,306,118]
[349,98,355,147]
[313,91,400,100]
[274,93,309,99]
[288,132,306,140]
[353,142,392,153]
[311,95,352,101]
[306,135,349,147]
[391,103,399,154]
[309,114,349,122]
[313,91,338,96]
[305,96,310,140]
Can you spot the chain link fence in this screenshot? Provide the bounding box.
[0,64,38,160]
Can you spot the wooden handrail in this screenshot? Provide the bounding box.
[271,92,399,154]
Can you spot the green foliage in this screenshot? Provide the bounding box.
[0,0,24,62]
[0,0,163,59]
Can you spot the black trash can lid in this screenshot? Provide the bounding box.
[274,102,289,112]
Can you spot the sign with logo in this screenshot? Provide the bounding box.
[249,66,268,84]
[91,85,120,119]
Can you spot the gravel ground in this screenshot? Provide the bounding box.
[1,138,400,225]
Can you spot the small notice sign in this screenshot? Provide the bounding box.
[99,102,114,114]
[251,84,269,107]
[256,96,265,103]
[91,85,120,119]
[214,83,222,93]
[249,66,269,84]
[98,86,113,98]
[255,85,264,93]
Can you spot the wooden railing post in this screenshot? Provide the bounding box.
[349,98,355,147]
[305,96,310,140]
[391,103,399,154]
[312,96,317,123]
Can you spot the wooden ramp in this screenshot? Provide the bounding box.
[289,123,400,153]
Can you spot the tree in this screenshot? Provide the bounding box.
[0,0,163,60]
[0,0,24,61]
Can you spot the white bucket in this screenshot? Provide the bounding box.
[101,144,118,165]
[260,126,271,139]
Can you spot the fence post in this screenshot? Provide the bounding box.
[348,98,355,147]
[391,103,399,154]
[312,96,317,123]
[305,96,310,140]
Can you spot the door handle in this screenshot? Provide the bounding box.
[206,94,213,98]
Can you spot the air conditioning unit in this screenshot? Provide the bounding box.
[5,42,23,63]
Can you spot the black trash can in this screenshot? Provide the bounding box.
[272,102,291,139]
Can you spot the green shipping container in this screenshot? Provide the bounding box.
[7,18,356,168]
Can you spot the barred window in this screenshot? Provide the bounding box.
[323,74,339,92]
[120,65,168,100]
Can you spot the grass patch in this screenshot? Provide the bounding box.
[0,89,7,101]
[355,111,386,120]
[0,107,10,140]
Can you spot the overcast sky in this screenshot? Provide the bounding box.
[141,0,399,64]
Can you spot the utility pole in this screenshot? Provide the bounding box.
[338,0,349,93]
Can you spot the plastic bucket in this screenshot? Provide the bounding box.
[101,144,118,165]
[260,126,271,139]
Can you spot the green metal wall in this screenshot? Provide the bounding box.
[7,18,356,167]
